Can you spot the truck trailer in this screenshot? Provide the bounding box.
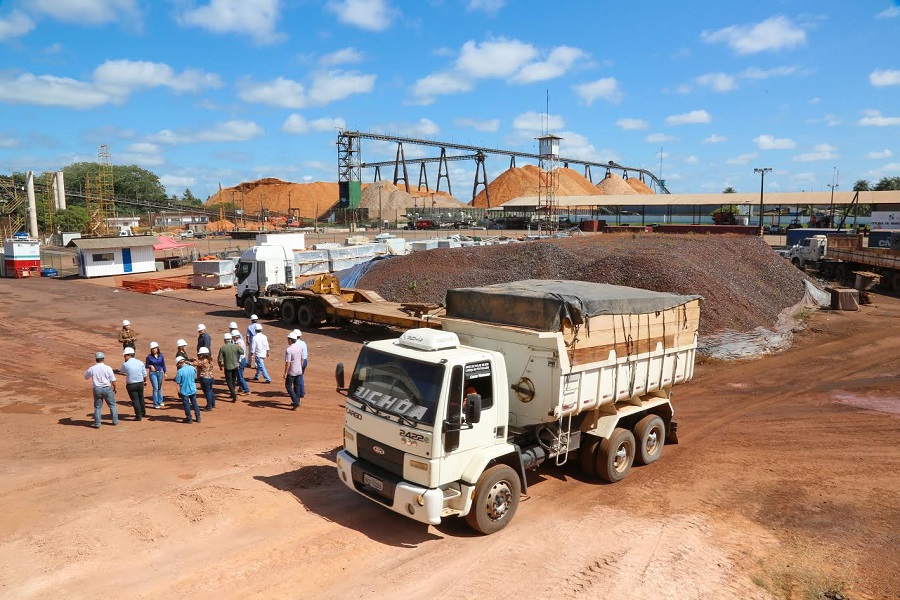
[784,233,900,291]
[335,280,701,534]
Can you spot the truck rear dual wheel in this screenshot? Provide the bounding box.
[596,428,635,483]
[633,415,665,466]
[297,304,315,328]
[465,464,521,535]
[281,301,298,324]
[243,297,256,317]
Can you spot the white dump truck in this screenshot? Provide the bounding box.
[335,280,701,534]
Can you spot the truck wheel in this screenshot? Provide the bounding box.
[834,264,848,283]
[243,297,256,317]
[281,301,297,324]
[579,435,600,477]
[465,464,521,535]
[892,271,900,293]
[297,304,314,328]
[596,428,635,483]
[791,257,801,267]
[633,415,665,466]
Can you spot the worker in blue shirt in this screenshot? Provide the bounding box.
[174,356,200,424]
[197,323,212,355]
[120,346,148,421]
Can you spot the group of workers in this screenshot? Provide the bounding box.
[85,315,308,427]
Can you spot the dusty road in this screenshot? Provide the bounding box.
[0,277,897,599]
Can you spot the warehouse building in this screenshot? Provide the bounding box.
[67,236,158,278]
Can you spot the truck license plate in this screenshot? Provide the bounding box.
[363,473,383,492]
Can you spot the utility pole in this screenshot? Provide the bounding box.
[827,167,838,228]
[753,167,772,236]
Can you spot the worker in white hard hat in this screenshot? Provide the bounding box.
[197,323,212,355]
[249,323,272,383]
[145,341,167,408]
[120,346,148,421]
[196,347,217,411]
[84,351,118,429]
[175,338,193,365]
[217,331,244,401]
[174,356,200,424]
[284,330,304,410]
[246,314,259,352]
[231,329,251,395]
[118,319,137,350]
[228,321,238,331]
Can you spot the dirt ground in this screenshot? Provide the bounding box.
[1,277,898,600]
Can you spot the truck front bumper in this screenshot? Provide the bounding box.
[336,449,444,526]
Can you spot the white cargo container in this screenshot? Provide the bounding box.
[336,280,701,534]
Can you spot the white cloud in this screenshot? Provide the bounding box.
[411,38,584,104]
[556,131,601,162]
[239,77,306,108]
[0,9,35,41]
[573,77,622,105]
[859,109,900,126]
[319,47,363,67]
[870,69,900,87]
[310,117,346,132]
[665,109,711,125]
[119,142,165,167]
[375,118,440,138]
[512,111,564,134]
[93,60,222,95]
[793,143,838,162]
[25,0,139,25]
[456,38,537,78]
[726,152,758,165]
[149,120,264,145]
[0,135,18,148]
[513,46,585,84]
[281,113,308,134]
[645,133,677,143]
[703,134,727,143]
[616,118,649,131]
[739,65,798,79]
[695,72,737,92]
[701,15,806,55]
[0,73,115,108]
[754,134,796,150]
[325,0,395,31]
[673,83,693,95]
[466,0,504,12]
[807,114,841,127]
[178,0,282,44]
[160,174,197,189]
[411,71,472,105]
[808,97,821,105]
[866,149,893,159]
[876,6,900,19]
[684,155,699,165]
[866,162,900,179]
[308,70,376,105]
[456,118,501,132]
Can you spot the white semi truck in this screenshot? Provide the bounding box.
[784,233,900,291]
[335,280,701,534]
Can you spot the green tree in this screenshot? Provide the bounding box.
[853,179,871,191]
[874,176,900,191]
[62,162,167,204]
[181,188,202,207]
[723,186,737,193]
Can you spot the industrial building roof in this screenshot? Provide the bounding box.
[496,190,900,209]
[67,236,159,250]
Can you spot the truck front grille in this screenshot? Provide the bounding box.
[357,433,404,478]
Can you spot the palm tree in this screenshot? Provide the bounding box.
[853,180,871,192]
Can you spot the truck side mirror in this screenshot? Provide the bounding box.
[335,362,345,392]
[466,394,482,424]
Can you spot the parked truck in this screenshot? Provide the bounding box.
[235,242,443,329]
[335,280,701,534]
[784,233,900,291]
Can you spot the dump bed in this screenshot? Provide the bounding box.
[443,280,701,427]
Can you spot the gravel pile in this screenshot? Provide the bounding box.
[357,234,808,336]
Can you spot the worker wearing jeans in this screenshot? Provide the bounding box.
[84,352,119,429]
[250,323,272,383]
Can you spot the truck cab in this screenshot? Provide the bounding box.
[235,244,294,314]
[785,235,827,267]
[336,329,517,533]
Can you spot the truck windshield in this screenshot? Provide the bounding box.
[348,347,445,427]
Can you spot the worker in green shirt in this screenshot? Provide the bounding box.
[217,332,244,402]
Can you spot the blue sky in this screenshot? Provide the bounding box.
[1,0,899,200]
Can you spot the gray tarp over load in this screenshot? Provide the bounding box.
[445,279,703,332]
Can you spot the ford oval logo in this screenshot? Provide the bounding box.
[373,446,386,455]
